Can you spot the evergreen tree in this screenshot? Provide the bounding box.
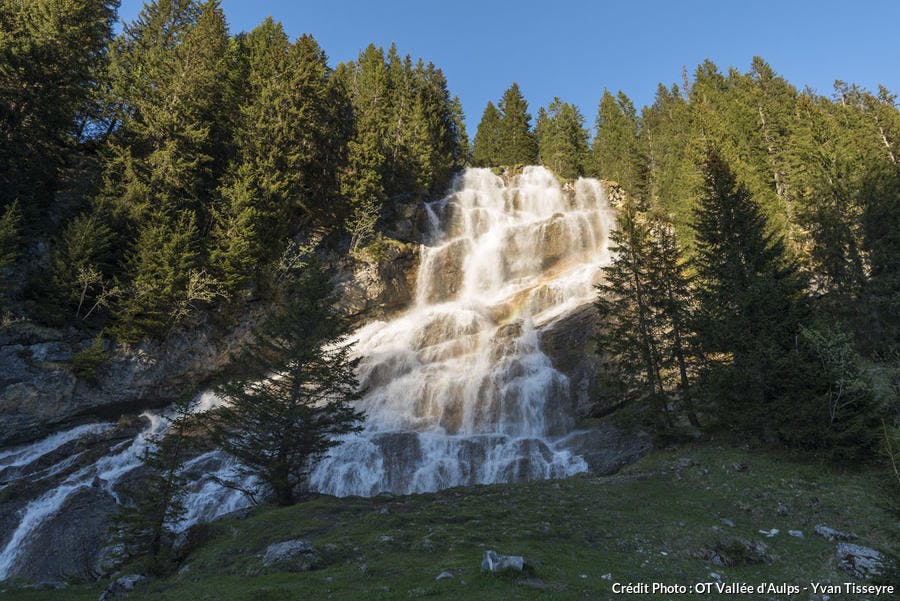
[210,263,363,506]
[691,151,807,434]
[0,201,22,306]
[496,83,537,166]
[472,101,502,167]
[110,398,196,574]
[592,90,646,199]
[48,210,117,321]
[212,22,349,294]
[647,217,700,427]
[596,201,671,426]
[536,97,590,179]
[0,0,117,214]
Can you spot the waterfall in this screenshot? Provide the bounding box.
[310,166,613,496]
[0,166,613,580]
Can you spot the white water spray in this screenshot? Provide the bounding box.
[310,167,613,496]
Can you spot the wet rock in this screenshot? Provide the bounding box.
[788,530,804,538]
[481,550,525,573]
[417,238,470,304]
[261,540,318,572]
[11,485,117,582]
[0,314,258,448]
[835,543,884,579]
[558,424,651,476]
[435,571,454,581]
[538,303,607,418]
[814,524,857,542]
[98,574,145,601]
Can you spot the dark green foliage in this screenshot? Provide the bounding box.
[211,22,350,293]
[596,202,698,430]
[48,211,117,321]
[110,398,196,575]
[496,83,537,166]
[592,90,646,198]
[691,151,808,435]
[71,332,108,382]
[114,212,214,340]
[535,98,589,179]
[0,0,117,216]
[210,263,363,506]
[472,101,502,167]
[338,43,466,251]
[0,200,22,272]
[860,168,900,351]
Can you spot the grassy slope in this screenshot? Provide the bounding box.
[2,442,895,601]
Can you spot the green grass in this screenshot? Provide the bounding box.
[1,442,895,600]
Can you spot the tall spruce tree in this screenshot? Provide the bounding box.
[210,263,363,506]
[592,90,646,198]
[472,101,502,167]
[0,0,118,215]
[535,97,590,179]
[497,83,537,166]
[596,201,671,426]
[691,151,807,434]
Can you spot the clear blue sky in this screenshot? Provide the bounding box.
[118,0,900,135]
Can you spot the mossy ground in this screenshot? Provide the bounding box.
[2,442,895,600]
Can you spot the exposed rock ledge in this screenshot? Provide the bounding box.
[0,244,419,448]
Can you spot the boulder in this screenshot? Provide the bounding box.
[836,543,884,579]
[261,540,318,572]
[481,550,525,573]
[814,524,857,542]
[98,574,145,601]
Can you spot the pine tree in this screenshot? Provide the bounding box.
[592,90,646,199]
[596,201,671,426]
[691,150,807,433]
[210,263,364,506]
[211,22,349,294]
[0,0,117,214]
[497,83,537,166]
[472,101,502,167]
[110,398,196,574]
[535,97,589,179]
[0,201,22,306]
[48,210,117,321]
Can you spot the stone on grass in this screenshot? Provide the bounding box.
[98,574,145,601]
[835,543,884,579]
[814,524,857,542]
[261,540,318,572]
[435,571,454,581]
[481,550,525,573]
[788,530,803,538]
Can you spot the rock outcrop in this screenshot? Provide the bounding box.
[0,317,256,447]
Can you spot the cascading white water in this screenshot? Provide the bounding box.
[310,166,613,496]
[0,166,613,580]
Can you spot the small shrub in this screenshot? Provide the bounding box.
[72,333,107,382]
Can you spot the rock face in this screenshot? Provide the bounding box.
[538,303,615,419]
[557,424,651,476]
[835,542,884,579]
[98,574,145,601]
[334,241,419,318]
[0,316,257,447]
[12,485,117,582]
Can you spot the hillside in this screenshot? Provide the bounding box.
[2,441,894,601]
